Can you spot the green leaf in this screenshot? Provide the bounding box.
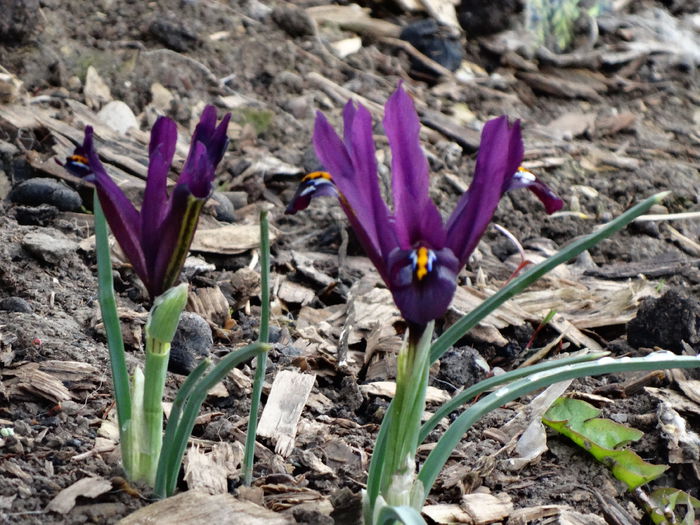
[648,488,700,525]
[543,398,667,490]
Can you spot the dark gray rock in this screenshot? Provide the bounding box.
[149,16,200,52]
[271,5,314,38]
[210,192,236,223]
[15,204,59,226]
[10,178,82,211]
[0,297,33,313]
[168,312,213,374]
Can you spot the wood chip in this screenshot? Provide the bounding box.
[191,223,278,255]
[359,381,450,404]
[306,5,401,38]
[3,363,73,403]
[46,477,112,514]
[517,71,603,100]
[257,370,316,457]
[278,280,316,306]
[184,442,244,494]
[119,490,293,524]
[423,491,513,524]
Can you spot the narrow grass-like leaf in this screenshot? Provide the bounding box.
[366,399,395,517]
[163,342,269,496]
[430,192,669,364]
[154,358,211,498]
[418,352,700,501]
[94,191,133,473]
[418,352,607,443]
[243,209,271,486]
[376,505,426,525]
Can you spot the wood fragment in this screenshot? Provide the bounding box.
[191,223,278,255]
[184,442,244,494]
[46,477,112,514]
[118,490,293,524]
[359,381,450,404]
[257,370,316,457]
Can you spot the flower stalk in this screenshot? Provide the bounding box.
[129,283,188,485]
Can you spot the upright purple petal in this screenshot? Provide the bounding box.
[141,117,177,276]
[383,85,446,250]
[313,110,396,277]
[83,127,148,285]
[178,106,231,198]
[150,142,210,296]
[446,117,523,265]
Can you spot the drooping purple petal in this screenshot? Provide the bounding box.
[83,127,148,285]
[507,167,564,214]
[285,172,338,214]
[383,84,446,250]
[387,246,459,326]
[141,117,178,277]
[446,117,523,265]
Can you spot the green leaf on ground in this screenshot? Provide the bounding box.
[648,488,700,525]
[543,397,667,490]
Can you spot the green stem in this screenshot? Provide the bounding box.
[381,323,433,508]
[136,337,170,486]
[155,358,211,498]
[93,190,133,476]
[243,210,271,486]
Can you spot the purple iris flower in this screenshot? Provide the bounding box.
[62,106,231,299]
[286,85,562,327]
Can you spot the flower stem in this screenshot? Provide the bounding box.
[382,322,433,508]
[136,337,170,485]
[243,210,271,486]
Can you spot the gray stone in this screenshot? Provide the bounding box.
[10,178,82,211]
[22,230,79,264]
[0,296,33,313]
[209,191,236,223]
[169,312,213,375]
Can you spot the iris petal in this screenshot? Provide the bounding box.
[508,168,564,214]
[387,246,459,326]
[142,117,178,279]
[82,127,148,287]
[384,84,446,249]
[285,172,338,214]
[446,117,524,266]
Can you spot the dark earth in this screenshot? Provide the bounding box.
[1,0,700,523]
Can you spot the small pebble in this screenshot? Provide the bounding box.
[169,312,213,374]
[10,178,82,211]
[209,191,236,223]
[0,296,33,313]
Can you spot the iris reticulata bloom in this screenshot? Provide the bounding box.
[286,85,562,327]
[63,106,231,299]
